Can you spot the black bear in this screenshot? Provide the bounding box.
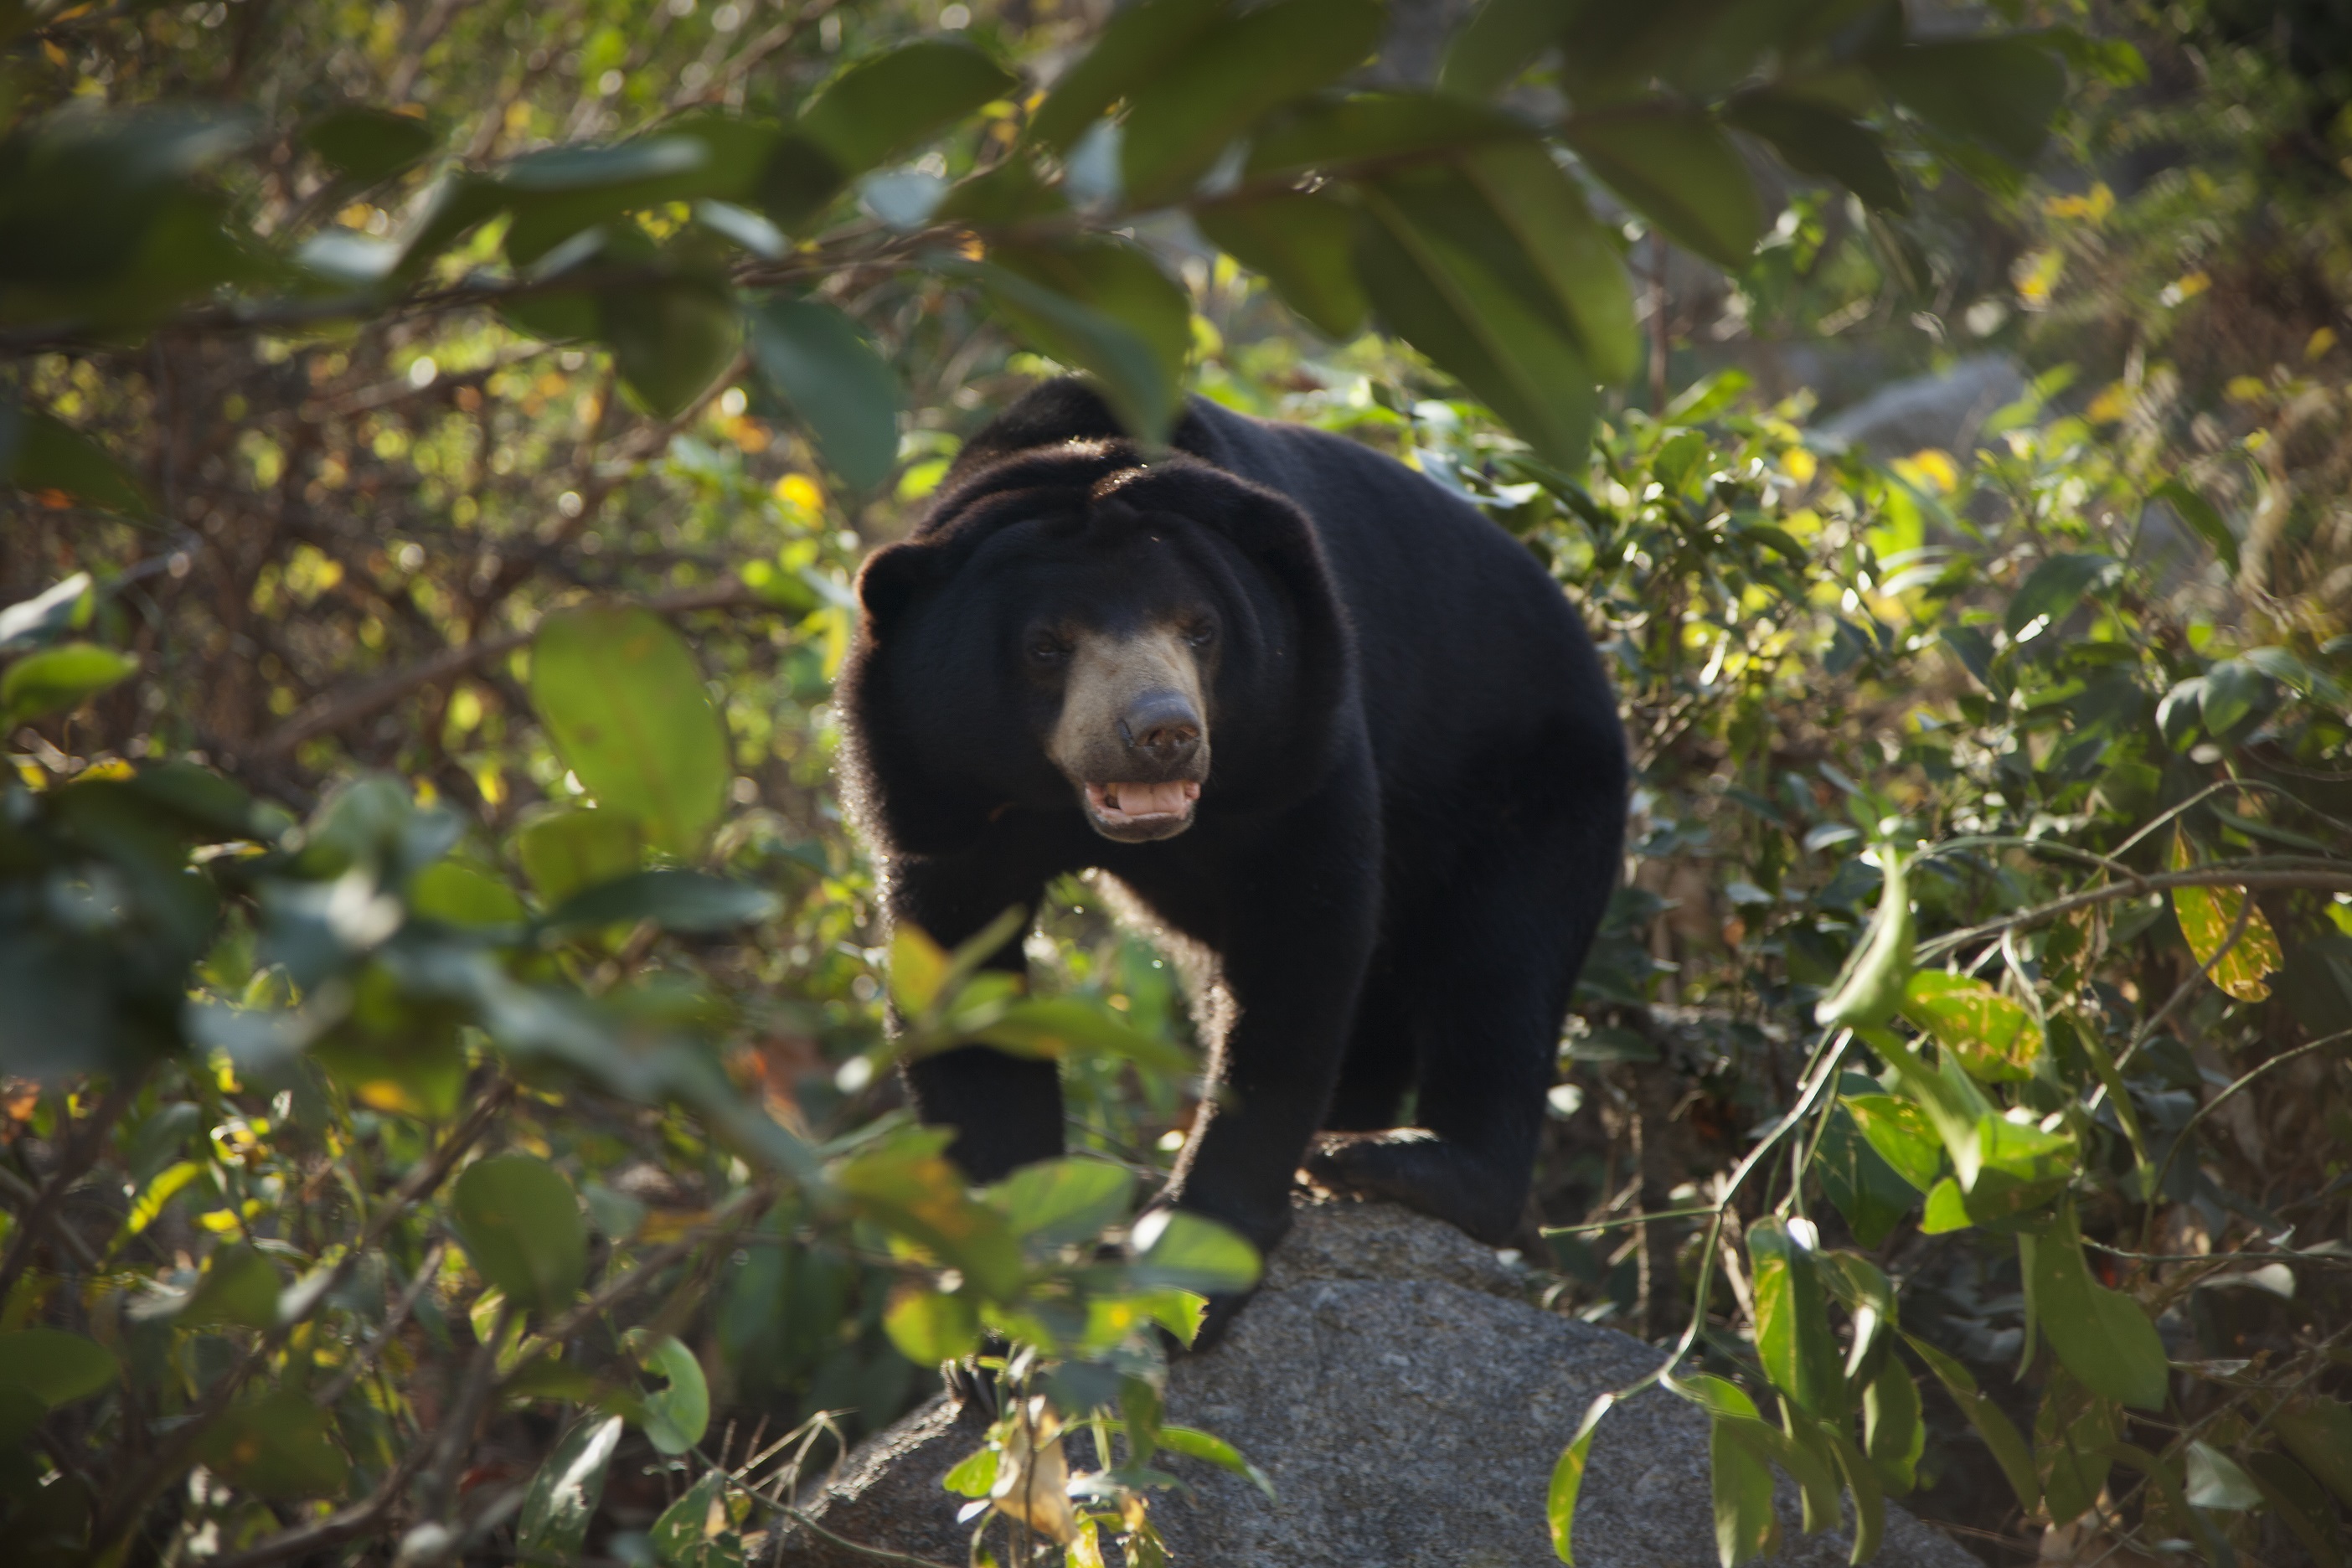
[839,379,1624,1308]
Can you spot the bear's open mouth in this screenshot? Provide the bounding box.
[1083,780,1200,839]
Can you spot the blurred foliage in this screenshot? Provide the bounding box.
[1,0,2349,1565]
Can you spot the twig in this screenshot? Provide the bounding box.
[205,1440,438,1568]
[314,1237,448,1407]
[0,1068,152,1302]
[1914,866,2352,962]
[1541,1204,1718,1236]
[0,1163,102,1272]
[408,1299,517,1544]
[253,577,756,756]
[2141,1028,2352,1213]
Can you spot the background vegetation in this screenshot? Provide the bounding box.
[2,0,2349,1564]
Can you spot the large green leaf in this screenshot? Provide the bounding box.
[1241,92,1528,183]
[200,1391,350,1499]
[632,1332,710,1456]
[1901,972,2042,1082]
[1561,103,1764,271]
[179,1244,283,1330]
[835,1132,1027,1301]
[1,642,138,726]
[1747,1218,1844,1419]
[1874,38,2065,163]
[451,1154,588,1321]
[2027,1209,2169,1412]
[601,273,742,420]
[1901,1333,2040,1514]
[2003,552,2117,636]
[1128,1208,1261,1294]
[2270,1398,2352,1508]
[989,237,1191,385]
[747,298,903,490]
[1440,0,1577,99]
[1194,191,1367,340]
[986,1158,1135,1251]
[1452,139,1638,384]
[883,1285,982,1364]
[1862,1361,1922,1494]
[515,805,643,905]
[530,606,730,859]
[1842,1093,1942,1193]
[1119,0,1386,208]
[1355,173,1596,467]
[2033,1368,2117,1525]
[1724,92,1906,212]
[302,106,436,186]
[540,869,780,936]
[1814,850,1912,1029]
[517,1415,625,1568]
[1028,0,1229,152]
[799,40,1015,177]
[0,1330,118,1407]
[1157,1426,1276,1499]
[1814,1104,1917,1246]
[969,256,1179,440]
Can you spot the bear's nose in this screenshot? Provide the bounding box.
[1117,692,1201,765]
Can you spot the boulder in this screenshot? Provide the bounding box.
[778,1200,1978,1568]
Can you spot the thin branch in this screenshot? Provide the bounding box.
[314,1237,448,1407]
[1914,866,2352,963]
[253,577,756,756]
[0,1068,152,1302]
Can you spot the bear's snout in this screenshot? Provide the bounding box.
[1047,624,1211,842]
[1117,691,1202,766]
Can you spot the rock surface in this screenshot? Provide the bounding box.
[778,1201,1977,1568]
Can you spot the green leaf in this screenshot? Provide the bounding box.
[1242,91,1529,182]
[602,274,742,420]
[0,1329,117,1407]
[649,1470,742,1568]
[2198,656,2267,735]
[1724,92,1906,212]
[2027,1207,2168,1412]
[540,869,779,936]
[1746,1218,1844,1419]
[515,806,643,905]
[1119,0,1385,208]
[989,237,1191,388]
[1546,1393,1613,1564]
[199,1390,351,1498]
[1814,1105,1916,1246]
[884,1286,982,1364]
[2,641,138,725]
[2003,552,2117,635]
[968,257,1177,440]
[1875,38,2065,163]
[2271,1399,2352,1507]
[943,1444,1000,1498]
[985,1158,1135,1250]
[836,1132,1027,1301]
[517,1415,625,1568]
[1827,1428,1885,1566]
[2151,477,2236,571]
[1901,972,2041,1082]
[451,1154,588,1321]
[1842,1094,1942,1193]
[2032,1367,2116,1524]
[1862,1362,1922,1494]
[1441,0,1575,98]
[1355,174,1596,467]
[799,40,1015,178]
[972,997,1194,1076]
[1561,103,1763,271]
[181,1244,284,1330]
[1158,1425,1276,1499]
[1028,0,1228,152]
[747,298,903,491]
[0,572,95,656]
[1814,850,1913,1029]
[1708,1414,1782,1566]
[1452,139,1640,384]
[2184,1441,2262,1511]
[312,1024,468,1121]
[302,106,435,186]
[2169,831,2283,1002]
[1129,1208,1261,1294]
[530,606,730,859]
[1901,1333,2040,1514]
[631,1332,711,1456]
[4,410,154,518]
[1194,192,1368,340]
[409,861,529,930]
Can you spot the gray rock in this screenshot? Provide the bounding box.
[777,1201,1976,1568]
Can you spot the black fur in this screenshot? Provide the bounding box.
[838,380,1626,1321]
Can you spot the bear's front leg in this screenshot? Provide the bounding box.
[1148,779,1380,1340]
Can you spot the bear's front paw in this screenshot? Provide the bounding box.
[1300,1129,1521,1246]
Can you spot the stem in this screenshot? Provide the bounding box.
[1915,867,2352,963]
[0,1067,152,1304]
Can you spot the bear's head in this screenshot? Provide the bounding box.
[841,440,1350,854]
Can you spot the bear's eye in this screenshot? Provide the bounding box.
[1183,621,1217,648]
[1026,635,1070,667]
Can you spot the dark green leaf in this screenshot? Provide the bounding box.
[1028,0,1229,152]
[4,411,153,518]
[747,298,903,490]
[2271,1399,2352,1508]
[1440,0,1576,99]
[515,806,643,905]
[1242,91,1528,182]
[0,1330,117,1407]
[200,1391,349,1499]
[968,257,1178,440]
[530,606,730,859]
[648,1471,742,1568]
[2026,1208,2168,1411]
[986,1158,1134,1250]
[601,273,742,420]
[2151,477,2236,572]
[1194,192,1368,340]
[302,106,436,186]
[1452,139,1639,384]
[799,41,1015,177]
[2,642,138,725]
[2033,1368,2116,1524]
[2004,552,2117,636]
[2198,657,2266,735]
[1814,850,1913,1029]
[1901,1333,2040,1513]
[451,1154,588,1320]
[1724,92,1906,211]
[1561,103,1763,271]
[1862,1361,1922,1493]
[1120,0,1386,208]
[989,237,1191,385]
[517,1416,625,1568]
[1874,38,2066,164]
[1815,1106,1916,1246]
[540,870,780,936]
[180,1244,283,1330]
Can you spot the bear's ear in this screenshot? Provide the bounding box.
[855,542,936,631]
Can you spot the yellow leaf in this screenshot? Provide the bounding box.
[2306,326,2337,361]
[2085,384,2130,425]
[992,1397,1079,1545]
[2169,831,2283,1002]
[2224,375,2269,405]
[1779,446,1817,485]
[1067,1518,1108,1568]
[890,923,951,1014]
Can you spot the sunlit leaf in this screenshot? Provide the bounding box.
[1128,1208,1260,1294]
[1546,1392,1612,1564]
[1841,1093,1942,1193]
[985,1158,1134,1250]
[2169,831,2283,1002]
[1158,1425,1276,1499]
[2,641,138,725]
[1746,1218,1844,1419]
[2184,1441,2262,1510]
[884,1286,982,1365]
[515,806,643,906]
[1862,1362,1922,1494]
[1901,972,2041,1082]
[630,1332,710,1456]
[517,1415,625,1568]
[1814,851,1913,1029]
[836,1131,1027,1300]
[531,606,730,859]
